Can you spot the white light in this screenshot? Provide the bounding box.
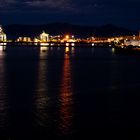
[71,43,75,46]
[0,46,3,51]
[40,43,49,46]
[112,48,115,54]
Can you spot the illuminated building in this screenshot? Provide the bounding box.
[34,38,39,42]
[40,31,49,42]
[17,37,32,42]
[124,40,140,46]
[61,35,76,43]
[0,25,6,42]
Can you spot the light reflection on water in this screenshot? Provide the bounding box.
[39,46,49,58]
[58,48,74,135]
[33,47,49,127]
[1,46,140,138]
[33,46,74,135]
[111,48,115,55]
[0,47,9,128]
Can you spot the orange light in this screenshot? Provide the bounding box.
[65,35,70,40]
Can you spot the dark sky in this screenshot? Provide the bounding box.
[0,0,140,29]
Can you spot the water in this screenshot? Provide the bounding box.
[0,46,140,139]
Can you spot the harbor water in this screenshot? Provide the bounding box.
[0,46,140,139]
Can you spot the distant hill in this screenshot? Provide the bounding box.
[3,23,136,39]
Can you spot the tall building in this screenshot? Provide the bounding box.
[0,25,6,42]
[40,31,49,42]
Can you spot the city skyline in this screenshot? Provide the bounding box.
[0,0,139,30]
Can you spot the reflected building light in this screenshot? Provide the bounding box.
[40,47,49,59]
[71,43,75,46]
[57,47,60,51]
[34,43,38,46]
[40,42,49,46]
[0,52,9,128]
[0,45,7,53]
[33,51,49,127]
[58,49,73,135]
[40,46,49,52]
[71,47,75,54]
[112,48,115,54]
[0,43,6,46]
[65,47,70,53]
[66,43,70,47]
[0,46,4,51]
[71,47,75,57]
[50,47,53,51]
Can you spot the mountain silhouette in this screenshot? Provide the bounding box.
[3,23,136,39]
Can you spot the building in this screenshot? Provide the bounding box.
[0,25,6,42]
[61,35,76,43]
[40,31,49,42]
[17,37,32,42]
[124,40,140,47]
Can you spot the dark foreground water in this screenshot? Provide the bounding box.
[0,46,140,139]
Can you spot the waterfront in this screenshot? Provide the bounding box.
[0,46,140,139]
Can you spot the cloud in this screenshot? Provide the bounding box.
[0,0,108,13]
[25,0,72,10]
[0,0,138,19]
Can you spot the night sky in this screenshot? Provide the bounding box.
[0,0,140,29]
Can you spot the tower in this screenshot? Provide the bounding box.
[40,31,49,42]
[0,25,6,42]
